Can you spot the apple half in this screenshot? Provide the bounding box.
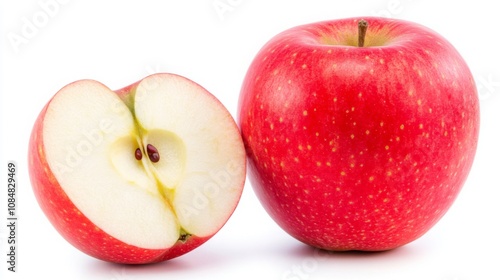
[28,73,246,263]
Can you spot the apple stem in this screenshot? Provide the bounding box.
[358,19,368,47]
[147,144,160,163]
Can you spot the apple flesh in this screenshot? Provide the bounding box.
[238,17,479,251]
[29,73,246,263]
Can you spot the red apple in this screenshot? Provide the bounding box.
[29,73,246,263]
[238,17,479,251]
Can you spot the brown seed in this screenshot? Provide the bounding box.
[147,144,160,163]
[135,148,142,160]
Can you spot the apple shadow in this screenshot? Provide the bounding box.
[82,238,247,278]
[281,240,430,275]
[85,256,193,278]
[288,243,400,259]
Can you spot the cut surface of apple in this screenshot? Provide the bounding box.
[29,73,246,262]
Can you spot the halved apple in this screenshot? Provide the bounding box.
[28,73,246,264]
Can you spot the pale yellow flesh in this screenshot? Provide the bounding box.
[43,74,245,249]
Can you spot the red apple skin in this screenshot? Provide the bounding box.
[238,17,479,251]
[28,75,237,264]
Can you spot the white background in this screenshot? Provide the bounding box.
[1,1,499,279]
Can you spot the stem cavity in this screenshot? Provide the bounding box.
[358,19,368,47]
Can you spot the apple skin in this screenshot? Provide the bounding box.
[238,17,479,251]
[28,74,242,264]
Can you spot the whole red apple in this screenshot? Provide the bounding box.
[238,17,479,251]
[29,73,246,263]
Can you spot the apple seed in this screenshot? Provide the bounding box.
[147,144,160,163]
[134,148,143,160]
